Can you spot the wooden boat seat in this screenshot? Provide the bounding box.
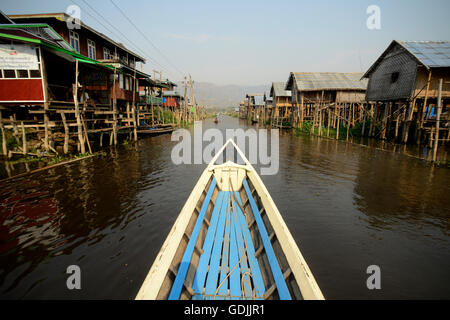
[168,177,291,300]
[191,190,266,300]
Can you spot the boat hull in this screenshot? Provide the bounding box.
[136,139,324,300]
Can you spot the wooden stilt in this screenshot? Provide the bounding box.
[361,104,367,137]
[81,114,92,154]
[74,60,85,154]
[381,103,388,140]
[112,67,118,145]
[0,111,7,156]
[417,70,432,144]
[21,121,27,155]
[132,68,138,142]
[346,103,350,141]
[336,103,340,139]
[432,79,443,162]
[370,103,378,137]
[394,107,400,140]
[43,112,50,152]
[60,113,69,154]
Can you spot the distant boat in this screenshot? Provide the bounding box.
[135,139,324,300]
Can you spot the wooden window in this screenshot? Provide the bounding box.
[119,73,124,89]
[129,58,135,69]
[17,70,29,78]
[391,72,399,83]
[69,30,80,53]
[87,39,96,60]
[3,70,16,78]
[29,69,41,78]
[103,47,111,60]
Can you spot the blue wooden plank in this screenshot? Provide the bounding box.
[228,200,241,300]
[234,192,266,299]
[168,178,217,300]
[242,179,292,300]
[192,191,225,296]
[232,195,252,299]
[204,192,230,299]
[217,195,232,299]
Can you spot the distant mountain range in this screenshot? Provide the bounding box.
[175,82,270,110]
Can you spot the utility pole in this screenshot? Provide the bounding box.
[189,74,197,121]
[183,76,188,124]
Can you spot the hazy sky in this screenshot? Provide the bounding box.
[2,0,450,85]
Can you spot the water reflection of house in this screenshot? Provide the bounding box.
[362,40,450,145]
[352,149,450,233]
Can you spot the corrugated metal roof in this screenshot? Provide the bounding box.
[253,95,265,106]
[363,40,450,79]
[399,41,450,68]
[9,13,146,62]
[270,82,291,97]
[163,90,181,97]
[290,72,367,91]
[0,23,74,51]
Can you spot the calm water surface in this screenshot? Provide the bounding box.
[0,116,449,299]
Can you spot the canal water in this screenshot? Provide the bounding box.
[0,116,449,299]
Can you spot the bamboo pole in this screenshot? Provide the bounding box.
[327,106,330,137]
[381,103,388,139]
[432,79,443,162]
[361,104,367,137]
[132,68,138,141]
[21,122,27,155]
[369,103,377,137]
[336,102,340,139]
[112,71,118,145]
[81,113,92,154]
[394,108,400,140]
[60,113,69,154]
[150,88,154,126]
[40,47,50,153]
[300,94,304,129]
[74,60,85,154]
[0,111,7,156]
[417,70,432,144]
[346,104,350,141]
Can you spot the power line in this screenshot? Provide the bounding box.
[69,0,178,79]
[109,0,185,78]
[78,0,174,77]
